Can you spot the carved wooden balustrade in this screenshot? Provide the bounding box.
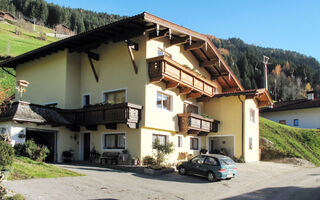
[178,113,220,136]
[60,102,142,130]
[147,55,216,98]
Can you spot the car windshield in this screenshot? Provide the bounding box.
[220,158,235,165]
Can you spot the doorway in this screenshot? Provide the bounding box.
[26,128,57,162]
[208,136,235,158]
[83,133,91,160]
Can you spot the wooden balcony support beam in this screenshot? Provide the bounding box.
[212,72,229,80]
[166,81,179,89]
[180,87,192,94]
[187,92,202,98]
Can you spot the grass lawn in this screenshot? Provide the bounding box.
[8,157,84,180]
[0,22,58,57]
[260,117,320,166]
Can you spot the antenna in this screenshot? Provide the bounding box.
[263,56,270,91]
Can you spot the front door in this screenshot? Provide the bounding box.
[83,133,90,160]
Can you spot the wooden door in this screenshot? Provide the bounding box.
[83,133,90,160]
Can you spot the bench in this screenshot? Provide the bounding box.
[100,152,121,165]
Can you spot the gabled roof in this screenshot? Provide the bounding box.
[260,98,320,113]
[0,12,243,91]
[213,88,273,107]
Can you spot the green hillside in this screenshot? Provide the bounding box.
[0,20,58,96]
[260,117,320,166]
[0,21,58,57]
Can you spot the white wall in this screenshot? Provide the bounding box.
[261,107,320,129]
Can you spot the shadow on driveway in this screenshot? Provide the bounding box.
[56,163,215,184]
[223,186,320,200]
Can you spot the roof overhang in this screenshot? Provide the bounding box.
[0,12,243,92]
[211,88,273,107]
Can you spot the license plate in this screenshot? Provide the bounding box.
[227,174,233,178]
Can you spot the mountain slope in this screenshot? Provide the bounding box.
[260,117,320,166]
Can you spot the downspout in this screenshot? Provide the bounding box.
[237,95,245,160]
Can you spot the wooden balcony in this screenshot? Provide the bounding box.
[178,113,220,135]
[60,103,143,130]
[147,55,216,97]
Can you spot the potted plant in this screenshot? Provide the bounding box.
[200,148,208,155]
[62,150,73,163]
[90,147,100,163]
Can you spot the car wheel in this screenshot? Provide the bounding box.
[207,172,216,182]
[178,166,187,175]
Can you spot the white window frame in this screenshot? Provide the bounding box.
[156,91,172,111]
[177,135,183,148]
[101,132,127,151]
[82,93,91,107]
[250,108,255,123]
[44,101,59,108]
[101,88,127,104]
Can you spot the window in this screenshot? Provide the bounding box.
[103,89,126,104]
[183,103,199,114]
[157,92,171,110]
[177,136,182,147]
[293,119,299,126]
[44,102,58,108]
[152,134,167,146]
[279,120,286,125]
[103,133,125,149]
[190,138,199,150]
[204,157,218,165]
[250,109,255,123]
[157,48,172,58]
[249,137,253,150]
[191,155,205,164]
[82,94,90,107]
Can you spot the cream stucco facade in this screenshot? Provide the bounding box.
[1,18,266,164]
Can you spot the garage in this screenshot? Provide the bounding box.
[26,128,57,163]
[208,135,235,158]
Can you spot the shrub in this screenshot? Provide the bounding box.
[152,139,174,167]
[0,141,14,170]
[142,155,156,166]
[15,140,50,162]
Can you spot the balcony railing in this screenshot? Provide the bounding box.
[147,55,216,97]
[60,102,143,129]
[178,113,220,135]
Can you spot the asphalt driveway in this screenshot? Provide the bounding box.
[3,161,320,200]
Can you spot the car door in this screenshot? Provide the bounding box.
[188,155,206,175]
[203,156,220,174]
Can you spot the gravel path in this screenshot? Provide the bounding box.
[3,161,320,200]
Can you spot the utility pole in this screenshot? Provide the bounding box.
[263,56,270,91]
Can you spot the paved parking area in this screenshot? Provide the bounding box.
[3,161,320,200]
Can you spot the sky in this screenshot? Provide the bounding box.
[47,0,320,62]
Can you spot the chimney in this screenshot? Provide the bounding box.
[307,91,314,100]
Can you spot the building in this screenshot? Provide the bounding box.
[0,11,16,22]
[0,12,272,164]
[55,24,74,36]
[261,91,320,129]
